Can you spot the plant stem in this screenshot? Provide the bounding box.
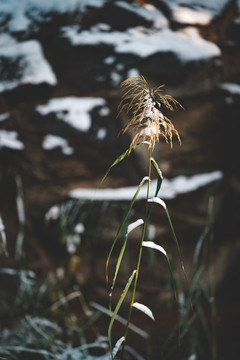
[121,148,152,357]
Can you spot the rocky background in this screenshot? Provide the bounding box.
[0,0,240,359]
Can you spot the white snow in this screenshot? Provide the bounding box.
[0,34,16,46]
[0,40,57,93]
[164,0,231,25]
[142,241,167,256]
[0,113,9,122]
[98,106,110,116]
[74,223,85,234]
[36,97,109,132]
[127,68,140,78]
[66,234,81,254]
[96,128,107,140]
[42,134,74,155]
[69,170,223,201]
[103,56,116,65]
[45,205,60,221]
[110,70,122,86]
[220,83,240,95]
[132,302,155,321]
[126,219,144,236]
[172,6,212,26]
[62,24,221,63]
[0,0,107,33]
[0,130,24,150]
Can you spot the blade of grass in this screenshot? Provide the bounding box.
[148,197,187,281]
[108,270,136,358]
[142,240,177,300]
[109,219,144,311]
[106,177,149,285]
[100,145,137,185]
[150,157,163,197]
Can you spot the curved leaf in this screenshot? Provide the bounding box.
[148,197,187,279]
[142,239,177,300]
[132,302,155,321]
[112,336,125,359]
[142,240,166,256]
[150,158,163,197]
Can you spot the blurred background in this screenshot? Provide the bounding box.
[0,0,240,359]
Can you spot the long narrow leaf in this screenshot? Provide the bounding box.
[150,157,163,197]
[142,240,177,300]
[109,219,144,310]
[100,145,137,185]
[108,270,136,357]
[106,177,149,285]
[148,197,187,280]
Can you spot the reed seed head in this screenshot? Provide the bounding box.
[119,76,183,153]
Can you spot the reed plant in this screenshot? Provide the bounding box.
[102,76,186,359]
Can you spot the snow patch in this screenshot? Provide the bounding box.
[103,56,115,65]
[0,113,9,122]
[69,170,223,201]
[220,83,240,95]
[36,97,109,132]
[127,68,140,78]
[164,0,231,25]
[42,135,74,155]
[0,40,57,93]
[172,6,212,25]
[0,0,107,33]
[62,25,221,63]
[0,130,24,150]
[0,34,16,46]
[96,128,107,140]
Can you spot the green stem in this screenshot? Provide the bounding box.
[121,148,152,358]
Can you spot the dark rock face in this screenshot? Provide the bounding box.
[0,0,239,253]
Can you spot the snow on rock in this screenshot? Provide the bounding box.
[127,68,141,78]
[36,97,110,132]
[0,130,24,150]
[0,0,107,33]
[42,135,74,155]
[0,113,9,122]
[62,24,221,63]
[162,0,232,25]
[220,83,240,95]
[0,34,16,46]
[0,40,57,94]
[69,170,223,201]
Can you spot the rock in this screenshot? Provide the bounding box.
[0,40,57,103]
